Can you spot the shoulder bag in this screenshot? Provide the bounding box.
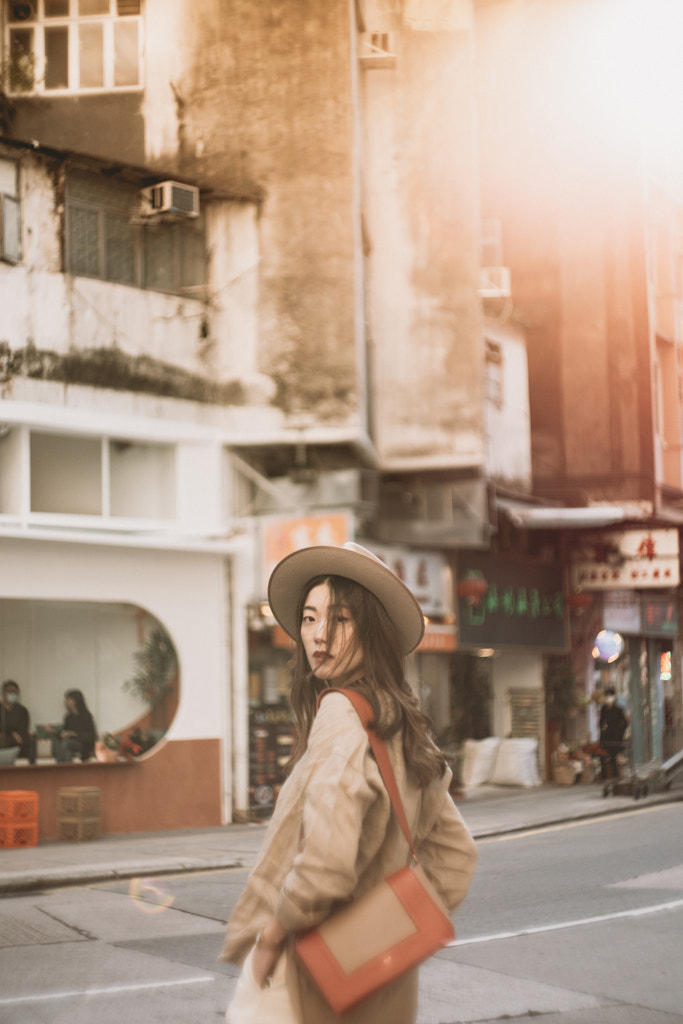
[294,687,455,1015]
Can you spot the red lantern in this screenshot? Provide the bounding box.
[457,574,489,605]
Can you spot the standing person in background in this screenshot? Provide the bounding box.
[0,679,36,763]
[47,689,97,763]
[600,686,628,780]
[222,543,478,1024]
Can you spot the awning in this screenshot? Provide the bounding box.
[496,498,649,530]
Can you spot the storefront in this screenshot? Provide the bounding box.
[454,552,567,778]
[0,533,240,839]
[570,528,681,765]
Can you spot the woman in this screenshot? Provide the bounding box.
[222,543,478,1024]
[50,689,97,763]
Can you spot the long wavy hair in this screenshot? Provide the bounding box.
[286,575,447,787]
[65,689,90,716]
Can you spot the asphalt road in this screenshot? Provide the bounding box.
[0,801,682,1023]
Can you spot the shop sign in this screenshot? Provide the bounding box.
[640,594,678,636]
[603,590,640,633]
[367,542,452,617]
[572,529,679,590]
[457,554,566,651]
[603,589,678,636]
[260,512,352,592]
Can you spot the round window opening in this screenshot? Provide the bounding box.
[0,600,179,766]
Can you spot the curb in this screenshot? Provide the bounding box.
[469,787,683,840]
[0,788,680,896]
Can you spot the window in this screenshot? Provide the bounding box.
[66,170,207,296]
[485,340,503,408]
[29,430,177,519]
[5,0,142,94]
[0,158,21,264]
[0,598,179,762]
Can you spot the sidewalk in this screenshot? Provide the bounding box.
[1,780,681,894]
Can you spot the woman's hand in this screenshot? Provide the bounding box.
[251,941,282,988]
[251,919,287,988]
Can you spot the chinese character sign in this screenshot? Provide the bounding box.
[572,529,679,590]
[457,554,566,651]
[261,513,352,593]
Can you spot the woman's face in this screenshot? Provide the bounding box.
[301,582,364,683]
[65,695,76,713]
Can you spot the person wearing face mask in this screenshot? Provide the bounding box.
[599,686,628,780]
[0,679,36,764]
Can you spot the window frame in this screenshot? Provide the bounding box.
[65,172,208,297]
[4,0,143,95]
[0,157,21,264]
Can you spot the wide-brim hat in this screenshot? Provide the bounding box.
[267,542,425,654]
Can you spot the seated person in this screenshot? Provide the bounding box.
[0,679,36,764]
[46,689,97,763]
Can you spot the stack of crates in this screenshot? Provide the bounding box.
[57,786,102,841]
[0,790,39,848]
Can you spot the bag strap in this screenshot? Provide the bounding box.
[317,687,419,863]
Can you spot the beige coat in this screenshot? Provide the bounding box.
[221,692,478,1024]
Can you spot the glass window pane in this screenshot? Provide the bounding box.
[144,225,176,293]
[79,22,104,88]
[104,213,136,285]
[114,20,138,86]
[1,195,22,264]
[117,1,141,14]
[8,29,35,92]
[45,26,69,90]
[179,222,207,290]
[69,205,100,277]
[0,158,16,195]
[45,0,70,16]
[79,0,110,14]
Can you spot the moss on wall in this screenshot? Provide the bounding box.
[0,341,246,405]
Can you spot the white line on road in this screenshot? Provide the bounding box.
[452,895,683,947]
[0,975,215,1006]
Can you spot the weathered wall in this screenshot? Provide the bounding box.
[362,6,485,468]
[484,320,532,491]
[475,0,655,505]
[146,0,362,425]
[9,93,145,167]
[0,148,264,407]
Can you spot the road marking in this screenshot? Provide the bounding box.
[478,802,676,844]
[452,896,683,947]
[0,975,214,1006]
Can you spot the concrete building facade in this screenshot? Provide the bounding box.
[1,0,543,835]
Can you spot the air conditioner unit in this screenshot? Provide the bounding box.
[478,265,511,299]
[139,181,200,218]
[358,32,396,69]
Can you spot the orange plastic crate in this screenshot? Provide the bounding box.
[0,790,38,823]
[0,822,38,848]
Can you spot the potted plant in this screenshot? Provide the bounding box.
[123,626,178,735]
[95,732,121,763]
